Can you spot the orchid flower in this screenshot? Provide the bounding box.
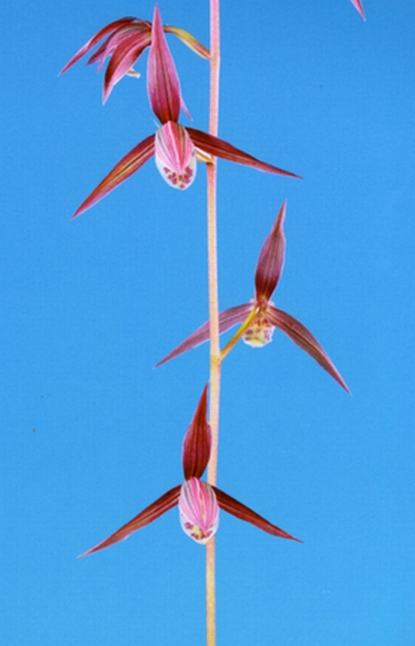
[79,386,300,556]
[156,201,350,393]
[60,14,209,104]
[70,5,299,218]
[350,0,366,20]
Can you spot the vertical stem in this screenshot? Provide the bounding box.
[207,0,220,487]
[206,2,220,646]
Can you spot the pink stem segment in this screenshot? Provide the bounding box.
[206,1,220,645]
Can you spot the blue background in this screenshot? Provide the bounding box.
[2,1,414,644]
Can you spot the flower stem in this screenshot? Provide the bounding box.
[220,307,260,360]
[206,1,220,646]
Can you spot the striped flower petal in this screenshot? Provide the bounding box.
[350,0,366,20]
[101,30,151,103]
[213,487,301,542]
[179,478,219,545]
[71,134,156,218]
[155,304,252,367]
[187,128,300,179]
[264,304,350,392]
[60,14,208,103]
[155,122,196,189]
[255,201,287,302]
[182,386,211,480]
[79,485,181,557]
[147,5,182,124]
[60,18,148,75]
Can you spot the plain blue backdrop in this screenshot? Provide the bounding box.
[2,1,414,644]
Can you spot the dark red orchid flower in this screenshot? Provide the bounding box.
[350,0,366,20]
[60,12,209,104]
[69,5,299,218]
[80,385,300,556]
[156,201,350,393]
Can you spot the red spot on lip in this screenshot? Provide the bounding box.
[163,165,195,189]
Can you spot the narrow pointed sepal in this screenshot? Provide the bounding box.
[350,0,366,20]
[182,386,211,480]
[59,18,148,75]
[102,30,151,103]
[255,201,287,301]
[265,305,350,392]
[213,487,301,542]
[155,122,196,189]
[186,128,301,178]
[60,16,207,103]
[179,478,219,544]
[71,134,155,218]
[155,304,251,367]
[79,485,181,557]
[147,5,182,123]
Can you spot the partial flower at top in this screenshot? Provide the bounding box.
[69,5,300,218]
[60,11,209,104]
[350,0,366,20]
[156,201,350,393]
[79,385,300,556]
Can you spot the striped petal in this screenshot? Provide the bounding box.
[147,5,181,123]
[213,487,301,542]
[182,386,211,480]
[59,18,148,75]
[72,134,155,218]
[155,304,252,367]
[87,22,150,70]
[102,30,151,103]
[155,122,196,189]
[187,128,301,178]
[255,201,287,301]
[179,478,219,545]
[60,15,208,102]
[79,485,181,557]
[350,0,366,20]
[265,305,350,392]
